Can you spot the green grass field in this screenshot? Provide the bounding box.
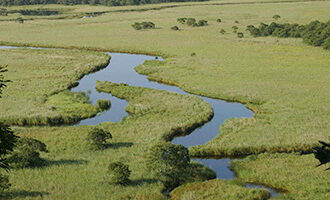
[2,82,214,199]
[0,48,110,125]
[0,0,329,199]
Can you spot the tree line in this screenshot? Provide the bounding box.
[0,0,205,6]
[247,20,330,50]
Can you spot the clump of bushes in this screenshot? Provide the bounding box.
[6,138,48,168]
[132,22,155,30]
[86,127,112,150]
[171,26,179,31]
[108,162,131,185]
[96,99,110,111]
[177,17,208,27]
[246,20,330,50]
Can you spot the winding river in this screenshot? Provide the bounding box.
[1,46,279,197]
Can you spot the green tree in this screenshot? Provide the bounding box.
[146,142,190,189]
[86,127,112,150]
[273,14,281,21]
[6,138,48,168]
[108,162,131,185]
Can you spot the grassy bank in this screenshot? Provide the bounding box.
[0,48,110,125]
[170,179,270,200]
[231,153,330,199]
[3,83,215,199]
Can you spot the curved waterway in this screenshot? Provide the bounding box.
[0,46,279,197]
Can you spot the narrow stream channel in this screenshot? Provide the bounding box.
[0,47,279,197]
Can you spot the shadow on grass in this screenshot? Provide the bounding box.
[47,159,88,166]
[130,178,158,186]
[105,142,133,149]
[1,190,49,199]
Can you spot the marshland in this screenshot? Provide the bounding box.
[0,0,329,199]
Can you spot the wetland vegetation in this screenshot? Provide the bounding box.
[0,0,329,199]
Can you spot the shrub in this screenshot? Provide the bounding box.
[220,29,226,34]
[86,127,112,150]
[108,162,131,185]
[132,22,155,30]
[232,25,239,33]
[177,18,187,24]
[216,18,221,23]
[197,20,208,27]
[186,18,197,26]
[6,138,48,168]
[235,20,239,24]
[96,99,110,111]
[191,53,196,56]
[273,14,281,21]
[16,17,24,23]
[171,26,179,31]
[0,173,10,193]
[146,142,190,189]
[237,32,244,38]
[132,22,142,30]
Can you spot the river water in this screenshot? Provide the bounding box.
[0,47,279,197]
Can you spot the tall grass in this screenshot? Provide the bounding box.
[4,82,214,199]
[231,153,330,200]
[0,48,110,125]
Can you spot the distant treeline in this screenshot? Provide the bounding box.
[0,0,206,6]
[247,20,330,50]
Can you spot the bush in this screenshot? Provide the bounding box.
[273,14,281,21]
[216,18,221,23]
[171,26,179,31]
[197,20,208,27]
[232,25,238,33]
[220,29,226,35]
[96,99,110,111]
[0,173,10,193]
[108,162,131,185]
[132,22,155,30]
[16,17,24,23]
[237,32,244,38]
[86,127,112,150]
[186,18,197,26]
[6,138,48,168]
[146,142,190,189]
[177,18,187,24]
[234,20,239,24]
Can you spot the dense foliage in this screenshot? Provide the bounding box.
[96,99,110,111]
[177,17,208,27]
[107,162,131,185]
[132,22,155,30]
[6,138,48,168]
[86,127,112,150]
[0,0,206,6]
[146,142,191,189]
[247,20,330,50]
